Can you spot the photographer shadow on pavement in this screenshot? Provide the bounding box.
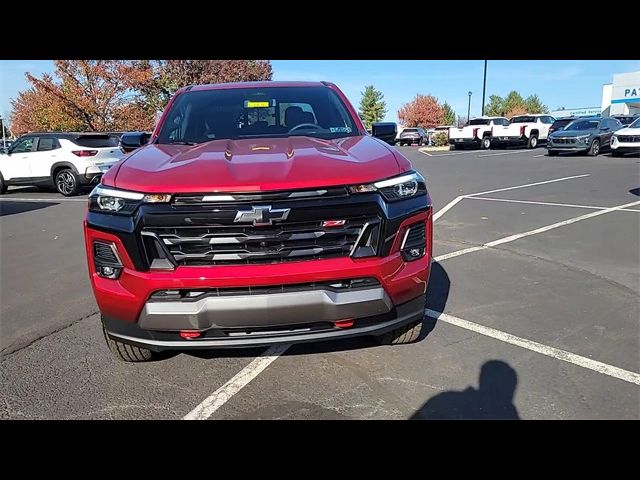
[411,360,520,420]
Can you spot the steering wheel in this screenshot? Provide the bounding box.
[288,123,321,134]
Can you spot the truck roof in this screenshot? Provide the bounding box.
[183,81,328,93]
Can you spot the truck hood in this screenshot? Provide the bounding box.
[107,136,404,193]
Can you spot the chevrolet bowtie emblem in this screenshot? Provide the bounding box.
[233,205,291,226]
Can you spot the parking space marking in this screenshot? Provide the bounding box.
[0,197,86,202]
[468,196,640,213]
[434,174,591,223]
[533,154,546,157]
[434,199,640,262]
[425,309,640,386]
[420,150,481,157]
[433,196,465,221]
[183,344,290,420]
[478,150,532,157]
[465,174,590,198]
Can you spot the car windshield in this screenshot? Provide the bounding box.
[403,129,419,133]
[510,116,536,123]
[629,117,640,128]
[468,119,490,126]
[566,120,599,131]
[156,86,359,144]
[552,119,573,130]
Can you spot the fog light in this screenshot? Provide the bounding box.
[97,266,122,279]
[402,247,425,262]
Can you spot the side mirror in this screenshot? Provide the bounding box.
[120,131,151,153]
[371,122,397,145]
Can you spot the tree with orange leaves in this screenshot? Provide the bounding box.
[397,94,444,129]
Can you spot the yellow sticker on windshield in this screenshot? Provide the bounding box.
[246,101,270,108]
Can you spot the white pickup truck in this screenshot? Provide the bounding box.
[491,114,555,149]
[448,117,509,150]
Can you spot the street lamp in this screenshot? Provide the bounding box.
[467,91,472,123]
[0,115,6,150]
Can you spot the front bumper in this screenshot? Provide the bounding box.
[103,294,426,350]
[610,143,640,154]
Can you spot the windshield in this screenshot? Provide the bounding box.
[156,86,359,144]
[565,120,599,131]
[629,117,640,129]
[468,119,490,126]
[510,116,536,123]
[552,119,573,130]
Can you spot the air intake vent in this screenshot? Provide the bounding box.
[93,241,120,265]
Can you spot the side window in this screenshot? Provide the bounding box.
[10,137,35,154]
[36,137,59,152]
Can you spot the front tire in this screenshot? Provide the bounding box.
[103,325,155,362]
[378,319,423,345]
[588,139,600,156]
[527,135,538,149]
[481,136,491,150]
[55,168,80,196]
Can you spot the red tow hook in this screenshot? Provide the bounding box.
[334,319,355,329]
[179,330,202,339]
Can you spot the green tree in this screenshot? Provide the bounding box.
[441,102,456,126]
[524,94,548,114]
[483,91,548,118]
[358,85,387,130]
[484,94,504,116]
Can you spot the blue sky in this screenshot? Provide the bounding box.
[2,60,639,123]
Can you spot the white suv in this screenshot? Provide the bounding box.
[0,133,124,196]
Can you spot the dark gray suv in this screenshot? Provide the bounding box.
[547,117,623,156]
[398,127,427,146]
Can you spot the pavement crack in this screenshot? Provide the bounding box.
[0,310,99,360]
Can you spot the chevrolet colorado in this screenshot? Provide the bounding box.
[84,81,433,362]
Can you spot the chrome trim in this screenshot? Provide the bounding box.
[400,227,411,250]
[94,240,123,266]
[349,221,370,256]
[201,195,235,201]
[140,231,178,270]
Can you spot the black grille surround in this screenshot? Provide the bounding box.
[86,187,431,271]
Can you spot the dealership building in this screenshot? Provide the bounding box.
[601,71,640,116]
[551,71,639,119]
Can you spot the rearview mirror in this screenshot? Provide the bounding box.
[120,132,151,153]
[371,122,397,145]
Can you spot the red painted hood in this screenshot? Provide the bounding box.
[106,136,405,193]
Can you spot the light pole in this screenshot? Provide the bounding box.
[0,115,6,150]
[481,60,487,116]
[467,91,472,123]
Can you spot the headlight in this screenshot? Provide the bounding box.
[577,134,591,142]
[89,185,171,214]
[611,135,619,145]
[349,171,427,201]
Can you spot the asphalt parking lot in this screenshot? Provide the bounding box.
[1,145,639,419]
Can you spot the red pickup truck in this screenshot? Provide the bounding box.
[84,81,433,361]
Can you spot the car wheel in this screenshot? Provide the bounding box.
[418,138,424,146]
[527,135,538,149]
[481,136,491,149]
[378,319,423,345]
[548,150,559,157]
[103,325,155,362]
[588,139,600,156]
[55,168,80,196]
[0,174,7,195]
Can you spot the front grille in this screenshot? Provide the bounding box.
[618,136,640,143]
[143,216,378,266]
[552,138,577,144]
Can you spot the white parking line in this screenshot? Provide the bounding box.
[533,154,546,157]
[468,196,640,213]
[0,197,86,202]
[433,174,591,222]
[477,150,532,157]
[425,309,640,386]
[421,150,479,157]
[183,344,290,420]
[433,196,465,221]
[466,174,590,198]
[434,199,640,262]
